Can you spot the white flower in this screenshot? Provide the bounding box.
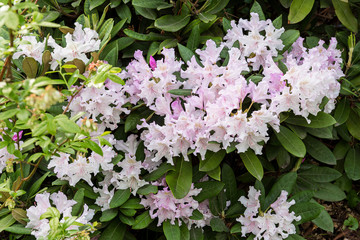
[13,36,45,63]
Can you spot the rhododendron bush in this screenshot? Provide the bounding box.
[1,0,360,240]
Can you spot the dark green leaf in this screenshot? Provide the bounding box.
[250,1,265,20]
[313,182,346,201]
[193,181,225,202]
[345,147,360,181]
[304,136,336,165]
[346,110,360,140]
[290,202,322,224]
[274,125,306,158]
[132,211,153,229]
[299,166,341,182]
[312,209,334,233]
[210,218,229,232]
[100,209,118,222]
[99,221,126,240]
[166,158,192,199]
[288,0,315,23]
[110,189,131,208]
[239,150,264,181]
[332,0,358,33]
[199,150,225,172]
[264,172,297,209]
[155,14,190,32]
[177,43,195,63]
[163,220,181,240]
[334,98,350,125]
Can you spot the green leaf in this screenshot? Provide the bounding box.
[199,150,226,172]
[132,0,168,9]
[280,30,300,53]
[99,221,126,240]
[137,185,158,195]
[86,140,103,156]
[108,73,125,85]
[189,210,203,220]
[207,166,221,181]
[289,191,314,204]
[305,126,333,139]
[4,11,19,30]
[163,220,181,240]
[274,125,306,158]
[313,183,346,201]
[71,188,85,216]
[222,163,238,203]
[166,158,192,199]
[132,211,153,229]
[299,166,341,182]
[332,0,358,33]
[285,112,336,128]
[155,14,190,32]
[204,0,230,14]
[290,202,322,224]
[264,172,297,209]
[312,209,334,232]
[143,163,175,181]
[158,39,179,54]
[0,109,19,121]
[333,140,350,160]
[89,0,106,10]
[193,181,225,202]
[288,0,315,23]
[273,15,283,29]
[239,150,264,181]
[125,112,141,133]
[345,147,360,181]
[22,57,38,78]
[198,13,216,23]
[121,198,144,209]
[28,172,50,198]
[123,29,169,41]
[110,189,131,208]
[4,224,32,235]
[230,223,242,234]
[346,110,360,140]
[119,214,135,226]
[56,116,81,133]
[116,4,132,23]
[250,1,265,20]
[334,98,350,125]
[286,235,306,240]
[100,209,118,222]
[304,136,336,165]
[177,43,196,63]
[168,88,192,96]
[190,227,203,240]
[134,6,157,20]
[210,218,229,232]
[343,215,359,230]
[180,224,190,240]
[187,25,200,51]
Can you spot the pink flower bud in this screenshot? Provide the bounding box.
[149,56,157,70]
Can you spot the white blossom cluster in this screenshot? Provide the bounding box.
[237,187,300,240]
[13,22,100,70]
[26,191,94,239]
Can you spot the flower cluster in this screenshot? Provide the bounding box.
[140,179,212,228]
[237,187,300,240]
[26,191,94,239]
[13,23,100,70]
[48,134,116,187]
[111,13,341,164]
[67,79,129,130]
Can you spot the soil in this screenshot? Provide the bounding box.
[300,200,360,240]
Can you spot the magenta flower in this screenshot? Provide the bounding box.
[12,131,23,142]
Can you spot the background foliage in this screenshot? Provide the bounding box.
[1,0,360,239]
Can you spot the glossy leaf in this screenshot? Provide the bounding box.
[304,136,336,165]
[332,0,358,33]
[163,220,181,240]
[110,189,131,208]
[299,166,341,182]
[166,158,192,199]
[99,221,126,240]
[155,14,190,32]
[275,125,306,158]
[346,110,360,140]
[194,181,225,202]
[239,150,264,181]
[199,150,226,172]
[290,202,322,224]
[345,148,360,181]
[288,0,315,23]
